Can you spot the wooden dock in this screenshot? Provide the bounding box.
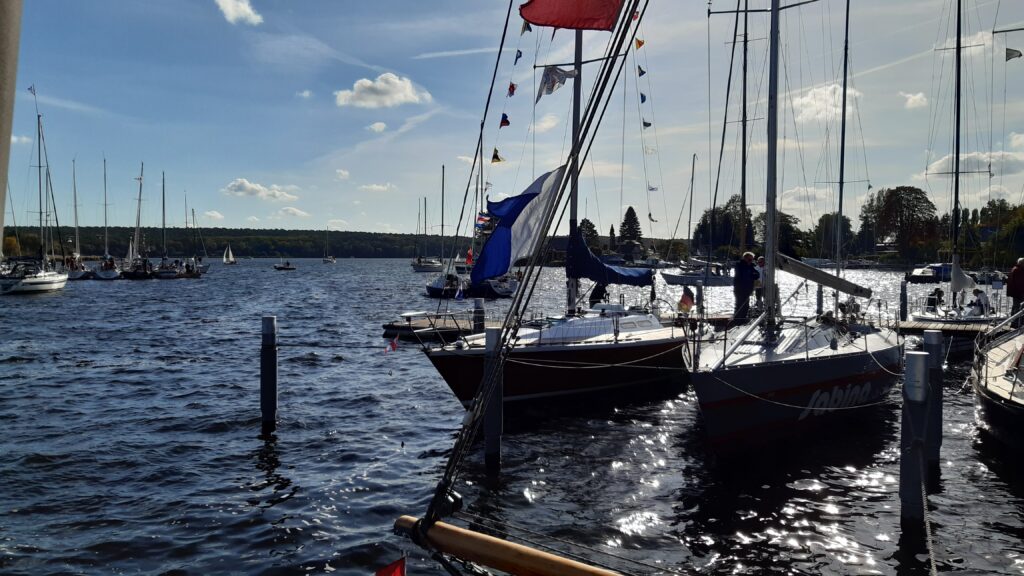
[382,312,502,343]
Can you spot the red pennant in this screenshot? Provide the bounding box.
[375,557,405,576]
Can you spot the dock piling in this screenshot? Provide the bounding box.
[899,350,929,530]
[816,284,823,315]
[483,327,502,477]
[899,280,908,321]
[473,298,485,333]
[923,330,944,483]
[260,315,278,434]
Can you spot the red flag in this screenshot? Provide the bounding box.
[384,336,398,354]
[466,248,474,266]
[520,0,624,31]
[507,82,517,97]
[375,557,405,576]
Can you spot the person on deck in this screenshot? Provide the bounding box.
[1008,258,1024,323]
[967,288,991,316]
[925,287,944,312]
[754,255,766,308]
[589,283,608,308]
[732,252,759,324]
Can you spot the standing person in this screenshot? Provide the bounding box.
[589,283,608,308]
[754,255,766,308]
[1008,258,1024,322]
[732,251,759,324]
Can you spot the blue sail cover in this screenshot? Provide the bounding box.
[566,229,653,286]
[471,166,566,286]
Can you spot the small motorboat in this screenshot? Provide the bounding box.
[274,260,296,271]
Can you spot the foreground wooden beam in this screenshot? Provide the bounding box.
[395,515,621,576]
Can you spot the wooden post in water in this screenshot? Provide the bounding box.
[261,316,279,433]
[473,298,485,333]
[923,330,943,484]
[899,350,928,531]
[899,280,908,321]
[816,284,824,315]
[483,327,502,477]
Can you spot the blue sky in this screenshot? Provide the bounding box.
[6,0,1024,242]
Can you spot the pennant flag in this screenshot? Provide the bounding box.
[514,49,523,65]
[384,336,399,354]
[640,92,647,104]
[1008,47,1023,61]
[500,113,511,128]
[638,65,646,77]
[642,119,652,128]
[375,557,406,576]
[485,181,493,190]
[647,185,658,192]
[521,20,532,34]
[632,10,640,21]
[491,148,504,163]
[472,165,567,285]
[520,0,624,32]
[635,38,645,49]
[27,84,36,96]
[648,212,658,223]
[466,248,474,266]
[536,66,578,103]
[678,291,694,313]
[507,82,518,97]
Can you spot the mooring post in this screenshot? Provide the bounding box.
[900,350,929,531]
[696,285,705,315]
[923,330,943,484]
[260,315,279,434]
[473,298,486,333]
[483,327,503,477]
[899,280,908,321]
[816,284,824,315]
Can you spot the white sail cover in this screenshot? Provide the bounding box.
[950,254,975,293]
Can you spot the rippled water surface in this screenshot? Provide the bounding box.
[1,259,1022,575]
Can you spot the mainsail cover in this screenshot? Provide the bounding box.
[566,229,653,286]
[471,165,566,285]
[950,253,976,293]
[519,0,624,31]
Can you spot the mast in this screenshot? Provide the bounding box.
[161,171,166,258]
[133,162,143,260]
[103,157,109,257]
[425,197,428,256]
[952,0,962,258]
[37,114,43,264]
[441,164,445,264]
[566,29,582,314]
[72,158,79,257]
[834,0,851,276]
[687,153,697,258]
[764,0,780,323]
[739,0,748,253]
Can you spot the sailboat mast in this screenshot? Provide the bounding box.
[835,0,851,276]
[687,153,697,258]
[764,0,781,323]
[72,158,80,256]
[739,0,748,253]
[37,114,43,263]
[953,0,962,257]
[103,157,108,256]
[161,171,166,257]
[441,164,445,264]
[566,29,582,315]
[133,162,143,258]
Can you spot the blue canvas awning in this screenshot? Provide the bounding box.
[566,229,653,287]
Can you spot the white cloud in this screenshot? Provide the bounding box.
[222,178,299,202]
[335,169,350,180]
[214,0,263,26]
[899,91,927,109]
[366,122,387,133]
[792,83,861,124]
[278,206,310,218]
[530,113,559,134]
[296,89,312,99]
[359,183,395,192]
[456,155,474,164]
[334,73,432,109]
[204,210,225,221]
[352,200,362,205]
[1010,132,1024,150]
[247,216,260,223]
[10,135,30,145]
[328,218,348,229]
[922,151,1024,179]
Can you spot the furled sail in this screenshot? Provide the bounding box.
[471,165,566,285]
[566,229,653,286]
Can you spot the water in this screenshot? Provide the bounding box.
[1,260,1021,575]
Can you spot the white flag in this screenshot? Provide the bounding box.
[536,66,578,103]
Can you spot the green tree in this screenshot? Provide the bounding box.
[608,225,617,250]
[809,212,854,258]
[579,218,599,250]
[753,210,804,256]
[863,186,939,262]
[619,207,643,242]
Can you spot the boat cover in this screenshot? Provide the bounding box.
[567,229,653,287]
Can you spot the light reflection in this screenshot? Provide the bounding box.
[615,511,661,536]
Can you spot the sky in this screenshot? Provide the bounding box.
[5,0,1024,244]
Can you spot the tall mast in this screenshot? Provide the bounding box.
[72,158,80,256]
[37,114,43,263]
[566,29,582,314]
[441,164,445,263]
[103,157,108,257]
[133,162,143,259]
[952,0,962,258]
[835,0,851,276]
[161,171,166,257]
[425,197,428,255]
[739,0,749,253]
[687,153,697,258]
[764,0,781,323]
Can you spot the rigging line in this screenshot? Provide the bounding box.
[620,38,627,236]
[634,19,671,241]
[628,46,656,239]
[588,150,603,234]
[708,0,743,260]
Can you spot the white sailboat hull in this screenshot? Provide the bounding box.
[1,270,69,294]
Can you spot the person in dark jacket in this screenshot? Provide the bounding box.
[1008,258,1024,323]
[733,251,759,323]
[589,283,608,308]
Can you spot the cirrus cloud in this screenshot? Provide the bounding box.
[334,73,432,109]
[222,178,299,202]
[214,0,263,26]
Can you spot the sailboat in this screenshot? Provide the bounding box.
[686,0,902,448]
[121,163,152,280]
[0,106,68,294]
[65,159,92,280]
[424,15,688,404]
[154,172,182,280]
[411,197,443,272]
[322,226,336,263]
[661,154,731,287]
[223,243,237,265]
[94,158,121,280]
